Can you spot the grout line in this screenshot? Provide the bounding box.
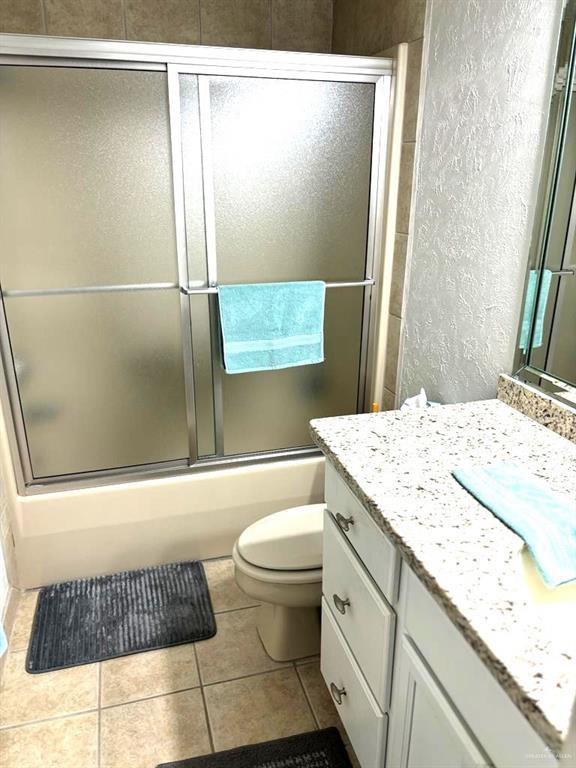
[294,664,320,730]
[97,663,102,768]
[197,0,203,44]
[268,0,274,49]
[196,645,215,754]
[7,644,30,655]
[99,685,203,712]
[40,0,48,34]
[199,686,215,753]
[201,664,293,691]
[121,0,128,40]
[212,602,259,617]
[88,664,303,715]
[0,707,99,733]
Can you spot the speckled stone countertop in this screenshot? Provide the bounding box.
[310,399,576,753]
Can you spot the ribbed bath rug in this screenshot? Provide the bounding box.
[157,728,352,768]
[27,560,216,673]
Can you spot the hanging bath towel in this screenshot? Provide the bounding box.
[218,281,326,374]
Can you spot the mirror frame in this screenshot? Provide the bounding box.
[515,0,576,408]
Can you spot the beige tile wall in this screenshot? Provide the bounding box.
[332,0,427,410]
[0,0,333,51]
[332,0,425,55]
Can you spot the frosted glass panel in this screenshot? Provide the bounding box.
[189,296,216,456]
[208,77,374,283]
[4,291,188,477]
[222,289,364,455]
[0,67,177,289]
[180,75,208,282]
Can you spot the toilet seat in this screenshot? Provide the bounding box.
[233,543,323,585]
[236,503,325,571]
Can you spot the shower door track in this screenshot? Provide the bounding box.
[0,35,393,494]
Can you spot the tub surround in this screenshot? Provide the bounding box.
[498,374,576,444]
[310,399,576,752]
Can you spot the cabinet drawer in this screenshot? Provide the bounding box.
[321,599,388,768]
[323,510,395,707]
[325,461,399,604]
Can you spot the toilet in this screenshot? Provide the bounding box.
[232,503,325,661]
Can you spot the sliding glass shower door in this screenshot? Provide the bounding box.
[178,73,376,457]
[0,66,189,477]
[0,48,389,488]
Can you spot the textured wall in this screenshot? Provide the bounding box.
[399,0,562,405]
[0,0,333,52]
[332,0,426,411]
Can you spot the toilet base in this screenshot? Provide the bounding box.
[257,602,320,662]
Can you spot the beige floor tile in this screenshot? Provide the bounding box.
[9,590,38,652]
[100,689,210,768]
[195,607,288,685]
[0,711,98,768]
[297,662,347,742]
[101,644,200,707]
[203,558,258,613]
[295,654,320,665]
[204,667,316,752]
[0,651,98,727]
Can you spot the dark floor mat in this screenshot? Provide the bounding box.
[27,560,216,673]
[157,728,352,768]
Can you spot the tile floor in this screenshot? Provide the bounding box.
[0,558,359,768]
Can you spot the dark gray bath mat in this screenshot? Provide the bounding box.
[27,560,216,673]
[157,728,352,768]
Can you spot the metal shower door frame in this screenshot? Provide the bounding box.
[0,35,393,493]
[170,63,392,462]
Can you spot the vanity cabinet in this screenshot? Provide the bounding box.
[321,460,558,768]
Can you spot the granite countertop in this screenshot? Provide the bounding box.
[310,399,576,753]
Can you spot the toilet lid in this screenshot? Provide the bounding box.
[237,503,325,571]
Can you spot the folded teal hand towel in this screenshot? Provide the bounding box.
[218,281,326,374]
[519,269,552,351]
[452,463,576,587]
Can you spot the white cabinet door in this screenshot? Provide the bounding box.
[388,634,491,768]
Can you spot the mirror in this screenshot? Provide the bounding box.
[516,0,576,406]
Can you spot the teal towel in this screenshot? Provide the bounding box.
[218,281,325,374]
[452,464,576,587]
[519,269,552,351]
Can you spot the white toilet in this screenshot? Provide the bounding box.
[232,503,325,661]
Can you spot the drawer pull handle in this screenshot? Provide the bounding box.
[330,683,347,705]
[333,593,351,615]
[335,512,354,532]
